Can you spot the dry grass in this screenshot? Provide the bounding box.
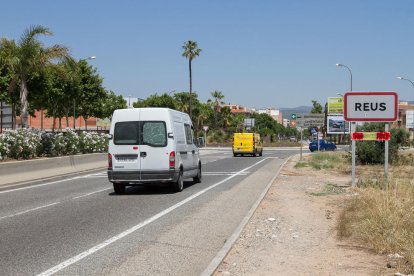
[295,152,350,173]
[295,149,414,273]
[337,177,414,273]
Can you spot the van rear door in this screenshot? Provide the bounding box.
[139,111,171,179]
[112,120,141,179]
[234,133,253,153]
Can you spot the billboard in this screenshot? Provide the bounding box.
[327,97,344,114]
[327,115,350,134]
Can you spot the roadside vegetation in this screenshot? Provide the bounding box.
[295,134,414,273]
[0,128,107,160]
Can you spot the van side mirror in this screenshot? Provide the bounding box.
[107,134,113,140]
[168,132,174,139]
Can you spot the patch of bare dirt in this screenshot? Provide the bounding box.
[215,155,390,275]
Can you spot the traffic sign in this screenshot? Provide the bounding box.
[351,131,390,141]
[344,92,398,122]
[290,120,297,127]
[291,113,297,120]
[203,126,209,131]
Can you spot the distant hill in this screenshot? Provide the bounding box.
[279,106,312,116]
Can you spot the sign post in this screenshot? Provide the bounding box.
[345,92,398,187]
[203,126,209,147]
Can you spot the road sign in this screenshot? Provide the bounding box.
[290,120,297,127]
[351,131,390,141]
[244,118,255,127]
[344,92,398,122]
[203,126,209,131]
[406,110,414,129]
[290,113,297,120]
[296,113,324,127]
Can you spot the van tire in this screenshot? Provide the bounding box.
[193,164,202,184]
[173,169,184,192]
[259,150,263,157]
[252,149,257,157]
[113,182,126,194]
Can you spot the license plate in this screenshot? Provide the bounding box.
[117,158,135,162]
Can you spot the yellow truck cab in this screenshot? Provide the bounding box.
[232,133,263,157]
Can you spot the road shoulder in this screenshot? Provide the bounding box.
[215,154,388,275]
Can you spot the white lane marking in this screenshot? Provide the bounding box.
[37,158,268,276]
[0,202,60,221]
[72,188,112,200]
[0,171,107,195]
[203,172,249,176]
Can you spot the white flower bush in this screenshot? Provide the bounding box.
[0,129,108,160]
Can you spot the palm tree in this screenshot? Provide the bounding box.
[208,90,225,129]
[0,25,69,128]
[182,40,201,119]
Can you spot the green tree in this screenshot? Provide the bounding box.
[219,106,233,129]
[208,90,225,129]
[182,40,202,118]
[311,100,323,114]
[0,25,69,127]
[76,59,107,129]
[355,123,410,164]
[133,93,176,109]
[101,91,127,119]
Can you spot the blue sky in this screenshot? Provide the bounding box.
[2,0,414,108]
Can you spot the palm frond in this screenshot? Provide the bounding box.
[19,25,51,48]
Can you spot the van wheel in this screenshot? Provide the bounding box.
[259,150,263,157]
[193,164,202,184]
[113,182,125,194]
[173,169,184,192]
[252,149,257,157]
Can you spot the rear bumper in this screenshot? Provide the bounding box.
[107,169,179,184]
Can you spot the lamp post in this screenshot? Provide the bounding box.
[397,76,414,88]
[74,56,96,129]
[397,76,414,141]
[336,63,355,186]
[336,63,353,91]
[128,95,131,108]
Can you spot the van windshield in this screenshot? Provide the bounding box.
[114,121,167,147]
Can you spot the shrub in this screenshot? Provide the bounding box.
[355,123,410,164]
[1,129,42,159]
[0,129,108,160]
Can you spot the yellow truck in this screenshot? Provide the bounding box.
[232,133,263,157]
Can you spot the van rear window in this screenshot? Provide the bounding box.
[114,121,167,147]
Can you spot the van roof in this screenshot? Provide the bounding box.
[113,107,189,117]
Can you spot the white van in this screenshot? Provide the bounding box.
[107,108,201,194]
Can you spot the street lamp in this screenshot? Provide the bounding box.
[128,95,131,108]
[397,76,414,88]
[336,63,353,91]
[74,56,97,129]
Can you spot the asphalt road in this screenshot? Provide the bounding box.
[0,148,299,276]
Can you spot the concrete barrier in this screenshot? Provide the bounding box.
[0,153,107,186]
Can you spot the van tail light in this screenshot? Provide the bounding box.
[232,137,234,147]
[108,153,113,169]
[169,151,176,168]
